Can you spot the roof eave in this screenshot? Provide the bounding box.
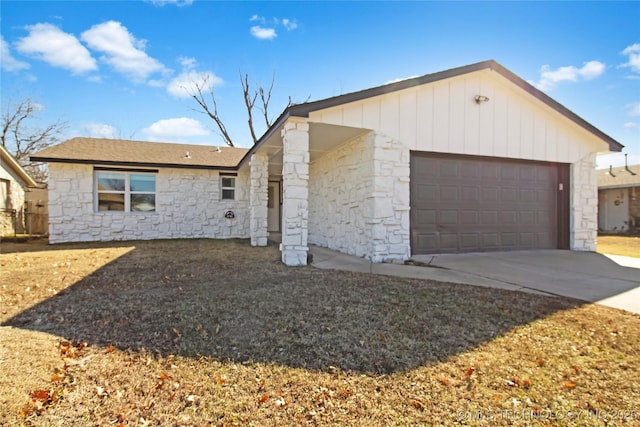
[29,156,241,171]
[1,146,39,187]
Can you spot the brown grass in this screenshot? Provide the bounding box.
[597,235,640,258]
[1,239,639,426]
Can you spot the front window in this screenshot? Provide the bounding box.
[221,175,236,200]
[96,170,156,212]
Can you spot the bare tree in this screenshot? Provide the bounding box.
[1,98,68,181]
[187,71,296,147]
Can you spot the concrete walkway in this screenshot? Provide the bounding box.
[309,246,640,314]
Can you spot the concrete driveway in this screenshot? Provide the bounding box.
[310,247,640,314]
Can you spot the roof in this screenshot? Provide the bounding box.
[30,137,248,170]
[32,61,624,173]
[597,164,640,189]
[0,144,38,187]
[240,60,624,166]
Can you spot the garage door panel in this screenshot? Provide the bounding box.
[416,210,436,227]
[481,211,499,225]
[460,211,478,224]
[411,153,563,254]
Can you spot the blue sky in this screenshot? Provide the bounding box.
[1,1,639,168]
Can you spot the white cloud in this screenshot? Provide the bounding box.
[0,35,30,72]
[166,57,222,98]
[178,56,197,70]
[535,60,606,91]
[16,23,97,74]
[250,26,277,40]
[249,15,299,39]
[623,122,639,129]
[621,43,640,74]
[628,102,640,117]
[578,60,606,79]
[146,0,193,6]
[167,70,223,98]
[142,117,210,141]
[83,123,117,138]
[81,20,166,82]
[281,19,298,31]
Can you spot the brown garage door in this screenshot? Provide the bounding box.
[410,152,568,254]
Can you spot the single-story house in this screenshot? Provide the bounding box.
[1,144,39,235]
[32,60,623,266]
[597,163,640,233]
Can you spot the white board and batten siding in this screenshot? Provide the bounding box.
[308,68,609,163]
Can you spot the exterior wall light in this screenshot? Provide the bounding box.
[474,95,490,104]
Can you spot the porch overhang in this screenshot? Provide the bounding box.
[240,119,370,177]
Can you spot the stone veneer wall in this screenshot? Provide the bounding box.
[249,153,269,246]
[47,163,249,243]
[570,153,598,251]
[308,131,410,262]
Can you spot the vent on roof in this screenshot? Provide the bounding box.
[625,154,637,176]
[184,151,191,159]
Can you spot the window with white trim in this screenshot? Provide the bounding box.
[95,170,156,212]
[221,175,236,200]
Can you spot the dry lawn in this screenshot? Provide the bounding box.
[1,239,639,426]
[597,235,640,258]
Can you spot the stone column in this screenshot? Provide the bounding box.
[249,153,269,247]
[570,152,598,251]
[280,119,310,266]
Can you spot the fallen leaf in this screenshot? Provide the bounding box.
[158,373,171,380]
[564,381,577,389]
[438,377,449,386]
[536,358,545,367]
[379,332,387,341]
[523,379,531,389]
[51,373,64,382]
[338,388,353,397]
[106,344,116,353]
[409,399,425,410]
[465,367,475,377]
[258,393,269,404]
[30,389,50,402]
[217,376,227,385]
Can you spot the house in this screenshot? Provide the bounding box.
[32,60,623,266]
[597,163,640,233]
[1,144,39,235]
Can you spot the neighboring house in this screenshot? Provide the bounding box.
[32,60,623,266]
[0,144,38,235]
[597,164,640,233]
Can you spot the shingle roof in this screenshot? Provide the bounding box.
[30,137,248,170]
[597,164,640,189]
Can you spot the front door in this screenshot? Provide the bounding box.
[268,181,281,232]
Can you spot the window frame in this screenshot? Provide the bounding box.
[94,168,158,213]
[220,173,236,200]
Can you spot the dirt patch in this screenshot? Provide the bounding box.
[1,239,639,425]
